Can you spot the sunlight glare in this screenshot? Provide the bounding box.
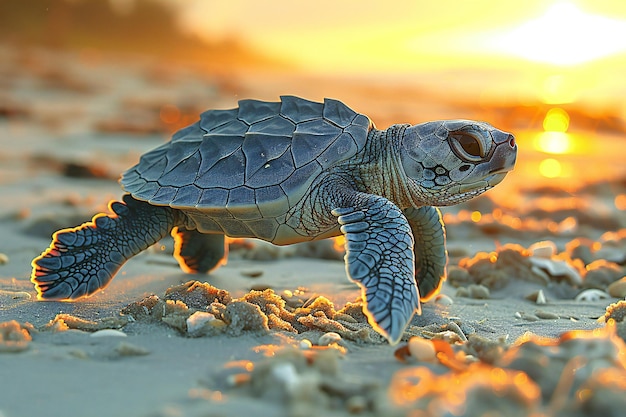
[492,2,626,66]
[534,108,572,154]
[541,75,579,104]
[542,108,569,132]
[539,158,562,178]
[534,132,572,154]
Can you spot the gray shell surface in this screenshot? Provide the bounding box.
[121,96,371,216]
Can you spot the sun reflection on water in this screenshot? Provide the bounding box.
[535,107,573,178]
[542,108,569,132]
[534,132,572,155]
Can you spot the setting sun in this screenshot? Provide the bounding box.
[492,2,626,66]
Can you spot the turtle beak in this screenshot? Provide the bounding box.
[489,132,517,173]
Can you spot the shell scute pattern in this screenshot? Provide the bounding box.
[317,132,358,169]
[209,119,249,136]
[198,108,238,133]
[243,110,288,131]
[279,96,324,123]
[158,146,202,187]
[246,151,295,189]
[122,96,370,212]
[254,186,289,217]
[150,186,178,204]
[197,188,228,208]
[171,184,203,207]
[322,98,358,128]
[138,146,168,181]
[237,99,281,124]
[279,161,323,206]
[226,186,262,220]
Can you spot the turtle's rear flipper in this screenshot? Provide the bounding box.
[31,195,179,300]
[172,228,227,274]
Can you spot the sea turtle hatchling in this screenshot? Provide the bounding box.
[31,95,517,344]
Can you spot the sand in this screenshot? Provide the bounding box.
[1,45,626,417]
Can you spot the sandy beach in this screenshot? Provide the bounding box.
[1,43,626,417]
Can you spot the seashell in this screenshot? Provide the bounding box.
[536,289,546,304]
[430,330,465,344]
[607,277,626,298]
[318,332,342,346]
[528,241,557,258]
[529,257,582,285]
[0,290,31,300]
[446,321,467,342]
[575,289,611,302]
[525,289,547,304]
[90,329,127,338]
[407,337,436,361]
[186,311,216,333]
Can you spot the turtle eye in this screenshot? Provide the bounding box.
[450,132,484,161]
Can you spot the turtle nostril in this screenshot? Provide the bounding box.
[508,135,516,148]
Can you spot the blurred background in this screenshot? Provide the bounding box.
[1,0,625,244]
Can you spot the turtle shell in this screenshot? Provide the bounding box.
[121,96,371,218]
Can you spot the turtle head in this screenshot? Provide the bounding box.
[399,120,517,206]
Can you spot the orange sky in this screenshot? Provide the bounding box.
[169,0,626,108]
[175,0,626,69]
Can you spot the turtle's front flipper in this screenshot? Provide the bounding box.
[333,196,420,345]
[172,228,227,274]
[404,206,447,300]
[31,194,181,300]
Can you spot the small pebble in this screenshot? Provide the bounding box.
[299,339,313,349]
[515,311,539,322]
[607,277,626,298]
[455,284,490,299]
[334,313,357,323]
[469,284,490,299]
[0,253,8,265]
[318,332,342,346]
[226,373,251,387]
[90,329,127,338]
[535,309,560,320]
[575,289,611,302]
[346,395,368,413]
[115,342,150,356]
[433,294,454,306]
[528,240,557,258]
[407,336,436,361]
[240,270,263,278]
[270,362,299,387]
